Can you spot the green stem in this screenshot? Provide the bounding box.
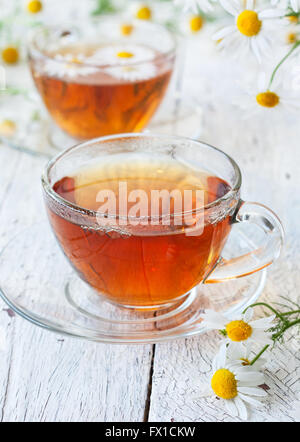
[272,319,300,340]
[250,345,269,366]
[243,302,287,323]
[281,310,300,316]
[268,41,300,90]
[250,319,300,365]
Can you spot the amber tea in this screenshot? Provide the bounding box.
[47,157,232,308]
[30,34,175,139]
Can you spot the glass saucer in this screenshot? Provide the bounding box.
[0,92,203,158]
[0,222,266,344]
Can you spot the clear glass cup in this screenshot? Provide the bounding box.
[29,18,176,141]
[42,133,284,310]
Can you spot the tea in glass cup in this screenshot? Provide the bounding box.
[29,19,176,140]
[42,134,284,309]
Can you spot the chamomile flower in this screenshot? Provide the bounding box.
[87,44,157,67]
[235,71,300,118]
[175,0,215,14]
[42,53,98,79]
[200,307,275,347]
[1,46,19,64]
[225,342,267,371]
[0,119,16,137]
[131,2,153,20]
[179,14,205,35]
[283,22,300,45]
[26,0,43,14]
[196,345,267,420]
[213,0,285,62]
[120,23,135,37]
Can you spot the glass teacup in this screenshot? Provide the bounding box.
[29,18,176,140]
[42,134,284,310]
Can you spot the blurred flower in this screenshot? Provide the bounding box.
[234,71,300,117]
[133,3,152,20]
[26,0,43,14]
[87,44,157,65]
[120,23,134,36]
[285,25,300,44]
[213,0,285,62]
[1,46,19,64]
[0,119,16,137]
[189,14,204,33]
[195,345,267,420]
[178,13,205,36]
[41,54,98,79]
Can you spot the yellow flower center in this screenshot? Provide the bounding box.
[27,0,42,14]
[287,32,297,44]
[117,51,134,58]
[121,24,134,36]
[256,91,280,108]
[136,6,152,20]
[225,320,252,342]
[0,119,16,137]
[288,15,298,24]
[236,10,262,37]
[211,369,238,399]
[189,15,204,33]
[1,47,19,64]
[70,57,82,64]
[240,358,251,366]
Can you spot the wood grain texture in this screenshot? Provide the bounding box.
[0,145,154,422]
[149,49,300,421]
[0,32,299,422]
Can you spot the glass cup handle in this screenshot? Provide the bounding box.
[204,201,285,284]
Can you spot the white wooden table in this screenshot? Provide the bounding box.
[0,32,299,423]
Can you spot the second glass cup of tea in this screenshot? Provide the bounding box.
[29,18,176,140]
[42,133,284,310]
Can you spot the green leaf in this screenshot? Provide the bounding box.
[91,0,116,16]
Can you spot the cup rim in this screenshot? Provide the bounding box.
[41,133,242,221]
[28,19,177,70]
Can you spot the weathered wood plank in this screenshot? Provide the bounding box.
[0,146,154,422]
[149,62,300,421]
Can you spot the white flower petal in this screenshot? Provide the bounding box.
[290,0,300,12]
[259,9,285,19]
[238,386,268,397]
[214,343,228,370]
[225,398,239,417]
[212,26,236,41]
[239,393,264,406]
[251,330,273,345]
[236,372,265,384]
[200,310,227,329]
[250,37,262,63]
[249,315,275,329]
[234,396,248,420]
[219,0,240,16]
[246,0,254,10]
[243,307,253,323]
